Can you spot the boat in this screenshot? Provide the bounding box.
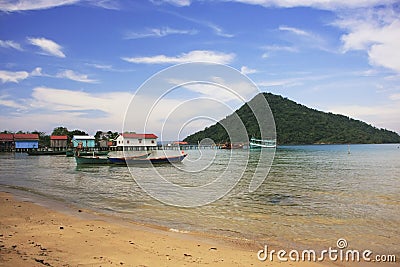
[27,150,67,155]
[108,153,187,166]
[75,155,110,165]
[66,150,109,157]
[75,153,151,165]
[249,138,276,149]
[220,142,244,149]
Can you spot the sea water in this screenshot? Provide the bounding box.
[0,144,399,256]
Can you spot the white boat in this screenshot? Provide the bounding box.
[249,138,276,149]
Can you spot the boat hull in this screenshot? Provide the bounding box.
[27,150,67,155]
[109,154,187,166]
[66,150,109,157]
[75,156,110,165]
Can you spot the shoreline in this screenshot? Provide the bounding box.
[0,189,336,267]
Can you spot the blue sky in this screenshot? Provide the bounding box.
[1,0,399,140]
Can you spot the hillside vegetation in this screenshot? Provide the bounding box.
[184,93,400,145]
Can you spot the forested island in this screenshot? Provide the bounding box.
[184,93,400,145]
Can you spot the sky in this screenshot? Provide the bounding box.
[0,0,399,140]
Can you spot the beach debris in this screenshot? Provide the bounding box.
[59,226,64,230]
[78,209,82,212]
[34,258,52,266]
[209,247,217,250]
[184,253,192,257]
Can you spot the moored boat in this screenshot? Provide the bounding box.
[108,153,187,166]
[74,156,110,165]
[27,150,67,156]
[249,138,276,149]
[75,152,151,165]
[66,150,110,157]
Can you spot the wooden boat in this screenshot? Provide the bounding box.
[66,150,109,157]
[75,156,110,165]
[75,153,151,165]
[249,138,276,149]
[220,142,244,149]
[27,150,67,155]
[108,153,187,166]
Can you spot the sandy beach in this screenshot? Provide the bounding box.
[0,191,338,267]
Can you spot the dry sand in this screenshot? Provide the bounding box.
[0,191,351,267]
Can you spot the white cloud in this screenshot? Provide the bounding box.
[30,87,125,112]
[166,76,258,103]
[277,25,335,53]
[166,11,234,38]
[240,66,257,75]
[150,0,191,7]
[56,69,98,83]
[87,0,120,10]
[0,70,29,83]
[122,50,235,65]
[228,0,397,10]
[31,67,43,76]
[389,93,400,101]
[279,25,311,36]
[262,45,298,53]
[27,37,66,58]
[0,0,79,12]
[124,27,197,39]
[86,63,113,70]
[336,8,400,73]
[6,87,133,133]
[0,40,23,51]
[0,86,233,138]
[0,67,45,83]
[208,23,235,38]
[0,95,24,109]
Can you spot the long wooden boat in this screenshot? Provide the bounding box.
[74,156,110,165]
[27,150,67,156]
[109,154,187,166]
[66,150,110,157]
[75,153,151,165]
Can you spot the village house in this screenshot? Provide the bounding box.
[14,133,39,151]
[72,135,95,148]
[0,133,14,152]
[50,135,68,149]
[115,133,158,150]
[99,140,113,148]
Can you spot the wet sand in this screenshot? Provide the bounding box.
[0,191,350,267]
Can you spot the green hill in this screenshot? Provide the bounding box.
[184,92,400,145]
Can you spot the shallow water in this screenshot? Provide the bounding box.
[1,144,399,255]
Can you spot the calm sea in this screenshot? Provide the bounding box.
[1,144,399,255]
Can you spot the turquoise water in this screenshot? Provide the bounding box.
[0,144,399,256]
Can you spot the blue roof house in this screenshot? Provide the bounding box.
[14,133,39,150]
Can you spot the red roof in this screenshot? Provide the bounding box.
[50,135,68,140]
[0,133,14,141]
[14,133,39,140]
[121,133,158,139]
